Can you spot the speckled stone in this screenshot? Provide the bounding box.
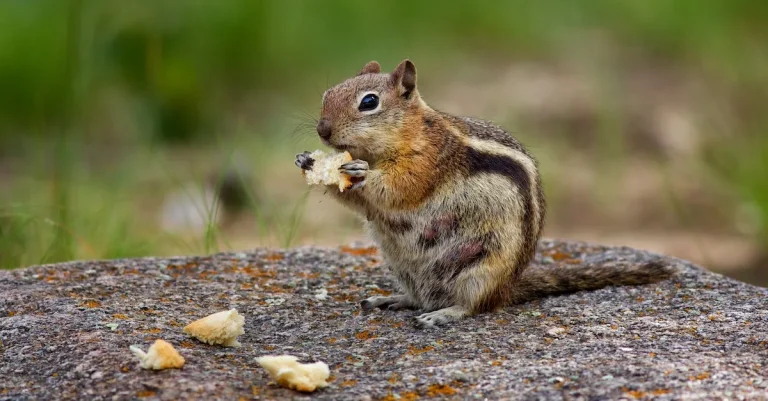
[1,240,766,400]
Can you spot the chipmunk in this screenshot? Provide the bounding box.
[295,59,675,328]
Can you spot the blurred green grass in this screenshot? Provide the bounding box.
[1,0,767,272]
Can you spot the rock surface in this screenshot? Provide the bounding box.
[1,240,766,400]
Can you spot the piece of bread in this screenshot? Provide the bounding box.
[255,355,330,393]
[129,339,185,370]
[183,309,245,347]
[301,150,354,192]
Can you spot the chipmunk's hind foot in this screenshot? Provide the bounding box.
[414,305,469,329]
[360,295,417,311]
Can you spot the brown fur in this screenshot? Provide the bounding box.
[509,261,675,305]
[299,59,673,328]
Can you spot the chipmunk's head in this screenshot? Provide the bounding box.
[317,59,424,162]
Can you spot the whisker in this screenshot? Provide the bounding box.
[285,108,322,145]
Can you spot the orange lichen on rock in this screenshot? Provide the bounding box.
[426,384,457,396]
[340,379,357,387]
[543,250,583,264]
[333,294,356,303]
[339,245,379,256]
[355,330,376,341]
[82,300,101,308]
[401,391,420,401]
[690,372,711,381]
[368,288,393,296]
[264,253,285,262]
[407,345,434,356]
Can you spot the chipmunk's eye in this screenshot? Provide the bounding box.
[358,93,379,112]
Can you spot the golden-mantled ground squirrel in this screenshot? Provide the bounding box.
[296,59,674,328]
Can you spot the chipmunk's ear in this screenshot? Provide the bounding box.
[390,59,416,98]
[357,61,381,75]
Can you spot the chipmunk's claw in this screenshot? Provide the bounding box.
[413,316,436,329]
[339,160,368,177]
[295,151,314,170]
[340,159,368,190]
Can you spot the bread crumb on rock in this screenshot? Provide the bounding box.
[129,339,185,370]
[256,354,330,393]
[183,309,245,347]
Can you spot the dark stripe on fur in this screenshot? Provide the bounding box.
[433,239,489,281]
[383,218,412,234]
[440,112,527,153]
[465,147,536,277]
[417,234,439,249]
[366,210,412,235]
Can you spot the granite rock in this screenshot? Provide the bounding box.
[0,240,766,400]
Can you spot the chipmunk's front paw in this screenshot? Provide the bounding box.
[340,159,368,189]
[294,151,315,171]
[339,160,368,177]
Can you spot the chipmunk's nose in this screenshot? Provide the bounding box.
[316,118,332,140]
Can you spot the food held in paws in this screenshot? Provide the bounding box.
[301,150,354,192]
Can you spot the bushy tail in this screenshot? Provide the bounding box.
[509,260,675,305]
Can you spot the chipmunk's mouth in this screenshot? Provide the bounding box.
[333,144,353,152]
[320,137,339,149]
[323,140,369,163]
[326,142,355,155]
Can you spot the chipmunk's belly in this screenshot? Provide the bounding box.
[365,178,525,310]
[367,212,465,310]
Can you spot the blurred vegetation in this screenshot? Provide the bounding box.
[0,0,766,282]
